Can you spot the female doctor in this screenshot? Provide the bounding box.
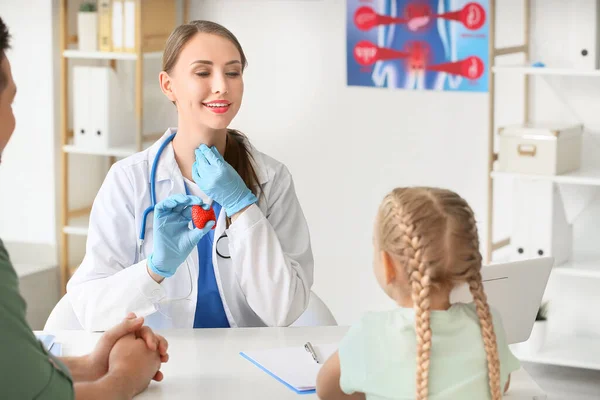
[66,20,314,331]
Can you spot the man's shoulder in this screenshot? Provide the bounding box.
[0,238,9,262]
[0,238,17,282]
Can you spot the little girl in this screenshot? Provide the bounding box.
[316,187,520,400]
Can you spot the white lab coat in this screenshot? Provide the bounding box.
[67,128,314,331]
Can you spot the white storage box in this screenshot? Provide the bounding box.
[73,66,135,150]
[497,123,583,176]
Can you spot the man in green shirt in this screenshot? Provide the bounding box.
[0,16,169,399]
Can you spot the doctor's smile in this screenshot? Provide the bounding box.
[202,100,232,114]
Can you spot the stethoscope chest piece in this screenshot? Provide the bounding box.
[216,233,231,259]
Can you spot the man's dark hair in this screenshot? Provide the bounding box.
[0,17,12,92]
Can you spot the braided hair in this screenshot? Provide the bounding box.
[376,187,501,400]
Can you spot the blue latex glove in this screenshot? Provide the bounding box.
[147,194,215,278]
[192,144,257,217]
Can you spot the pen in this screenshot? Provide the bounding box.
[304,341,320,364]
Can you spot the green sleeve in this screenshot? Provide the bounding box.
[0,239,74,400]
[338,315,368,395]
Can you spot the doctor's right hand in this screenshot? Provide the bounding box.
[147,194,215,278]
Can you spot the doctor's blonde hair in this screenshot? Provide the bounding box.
[162,20,260,196]
[376,187,501,400]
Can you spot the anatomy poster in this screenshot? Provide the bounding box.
[347,0,489,92]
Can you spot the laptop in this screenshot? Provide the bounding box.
[449,257,554,344]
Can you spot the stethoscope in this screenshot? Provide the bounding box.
[138,132,231,260]
[135,132,232,316]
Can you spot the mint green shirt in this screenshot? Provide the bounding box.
[339,303,520,400]
[0,239,74,399]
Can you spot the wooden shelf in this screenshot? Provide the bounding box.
[511,335,600,370]
[63,50,162,60]
[491,166,600,186]
[493,64,600,77]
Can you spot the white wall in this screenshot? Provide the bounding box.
[0,1,58,247]
[190,0,491,325]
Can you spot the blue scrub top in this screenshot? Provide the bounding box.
[185,185,230,328]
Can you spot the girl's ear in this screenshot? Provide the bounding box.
[159,71,176,102]
[381,250,397,284]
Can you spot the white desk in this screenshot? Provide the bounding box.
[39,326,547,399]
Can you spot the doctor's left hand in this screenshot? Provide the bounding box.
[192,144,257,218]
[148,193,215,278]
[83,313,169,382]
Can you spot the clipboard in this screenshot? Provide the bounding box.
[49,343,62,357]
[36,334,55,351]
[240,343,338,394]
[35,334,63,356]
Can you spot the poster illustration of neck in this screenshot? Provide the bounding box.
[347,0,489,92]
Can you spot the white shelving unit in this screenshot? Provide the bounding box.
[487,1,600,371]
[58,0,189,292]
[492,166,600,370]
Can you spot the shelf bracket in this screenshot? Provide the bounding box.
[494,45,528,57]
[67,206,92,219]
[492,237,511,252]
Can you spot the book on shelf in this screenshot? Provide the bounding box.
[95,0,177,54]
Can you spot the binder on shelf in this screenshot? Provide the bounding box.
[112,0,124,52]
[73,66,92,147]
[98,0,113,52]
[123,0,177,53]
[123,0,135,52]
[73,66,135,150]
[565,0,600,70]
[510,179,572,265]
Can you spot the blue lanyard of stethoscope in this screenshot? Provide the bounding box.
[138,132,177,256]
